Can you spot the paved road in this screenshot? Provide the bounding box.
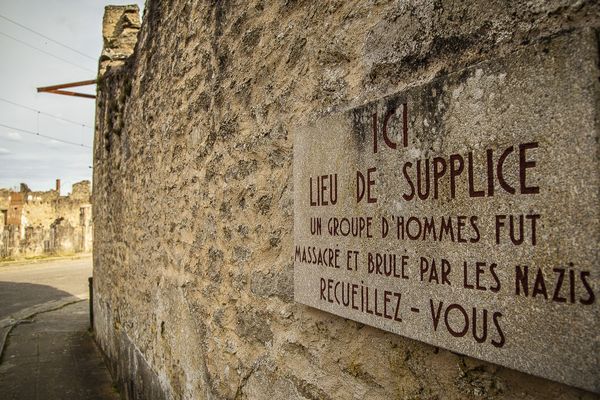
[0,257,92,320]
[0,256,119,400]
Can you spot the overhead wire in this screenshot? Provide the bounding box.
[0,31,95,73]
[0,122,92,149]
[0,14,94,155]
[0,13,96,61]
[0,97,93,129]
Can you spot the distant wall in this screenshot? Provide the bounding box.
[0,181,93,259]
[93,2,600,400]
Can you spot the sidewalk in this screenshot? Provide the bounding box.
[0,253,92,268]
[0,301,119,400]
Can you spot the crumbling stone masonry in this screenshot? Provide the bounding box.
[0,180,93,259]
[93,2,600,400]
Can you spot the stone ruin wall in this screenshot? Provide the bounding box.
[93,2,600,400]
[0,181,93,259]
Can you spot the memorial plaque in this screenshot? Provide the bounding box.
[293,31,599,392]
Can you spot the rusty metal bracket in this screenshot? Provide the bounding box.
[37,79,97,99]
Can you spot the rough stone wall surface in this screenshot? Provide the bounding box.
[99,4,141,76]
[0,189,10,210]
[93,1,600,400]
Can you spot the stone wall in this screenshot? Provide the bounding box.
[0,180,93,259]
[93,2,600,399]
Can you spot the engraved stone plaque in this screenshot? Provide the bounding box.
[293,31,599,392]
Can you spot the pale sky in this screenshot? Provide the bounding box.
[0,0,144,194]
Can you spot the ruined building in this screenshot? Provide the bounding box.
[0,180,93,259]
[93,2,599,400]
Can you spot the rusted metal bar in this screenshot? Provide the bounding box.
[44,90,95,99]
[37,79,96,92]
[37,79,97,99]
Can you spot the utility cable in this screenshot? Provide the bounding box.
[0,97,93,129]
[0,13,96,61]
[0,123,92,148]
[0,31,95,73]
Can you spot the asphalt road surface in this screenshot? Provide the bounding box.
[0,256,119,400]
[0,257,92,321]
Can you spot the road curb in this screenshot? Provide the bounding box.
[0,254,92,268]
[0,294,87,363]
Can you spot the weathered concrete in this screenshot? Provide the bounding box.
[93,1,600,399]
[0,257,114,399]
[0,302,118,400]
[0,257,92,360]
